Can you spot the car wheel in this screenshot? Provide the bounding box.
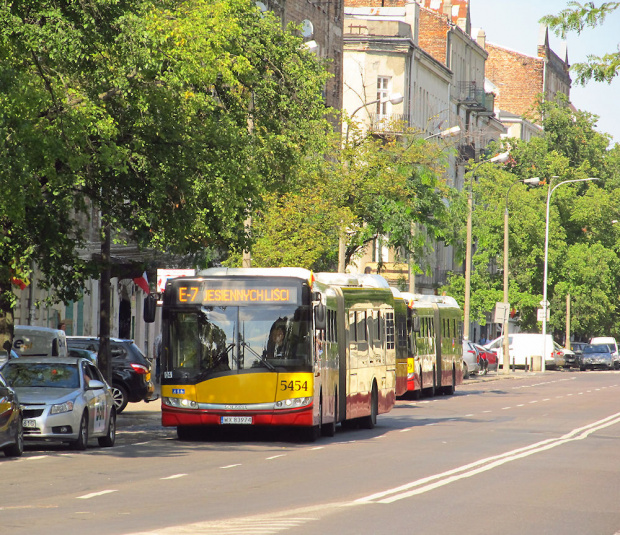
[72,412,89,451]
[463,362,469,380]
[3,416,24,458]
[111,384,129,413]
[98,408,116,447]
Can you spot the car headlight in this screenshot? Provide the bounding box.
[163,396,198,409]
[274,397,313,409]
[50,400,74,415]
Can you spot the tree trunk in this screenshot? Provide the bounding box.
[99,222,112,383]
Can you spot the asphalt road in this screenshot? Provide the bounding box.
[2,369,620,535]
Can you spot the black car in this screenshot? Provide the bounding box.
[66,337,155,413]
[0,371,23,458]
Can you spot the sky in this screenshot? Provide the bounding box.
[469,0,620,147]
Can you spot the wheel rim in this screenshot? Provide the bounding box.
[112,388,124,410]
[109,414,116,442]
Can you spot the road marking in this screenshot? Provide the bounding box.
[27,456,48,461]
[221,464,241,469]
[356,412,620,504]
[309,446,325,450]
[502,407,511,410]
[161,474,187,480]
[77,490,117,500]
[266,454,286,460]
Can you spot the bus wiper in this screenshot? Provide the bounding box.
[240,341,276,371]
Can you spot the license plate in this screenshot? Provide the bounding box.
[221,416,252,425]
[23,419,36,428]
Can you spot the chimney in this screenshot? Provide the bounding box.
[476,29,486,49]
[443,0,452,18]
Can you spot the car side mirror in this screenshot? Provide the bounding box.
[87,379,105,390]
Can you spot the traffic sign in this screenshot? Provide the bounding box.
[537,308,549,321]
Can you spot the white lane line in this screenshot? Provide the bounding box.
[517,404,524,407]
[161,474,187,480]
[77,490,117,500]
[221,464,241,469]
[356,412,620,504]
[309,446,325,450]
[27,456,48,461]
[266,455,286,460]
[502,407,512,410]
[400,428,412,433]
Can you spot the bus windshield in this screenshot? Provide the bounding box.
[168,305,312,381]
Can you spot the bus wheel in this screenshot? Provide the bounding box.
[424,369,436,397]
[443,367,456,395]
[360,383,378,429]
[321,390,337,437]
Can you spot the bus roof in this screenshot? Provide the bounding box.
[197,267,312,280]
[400,292,460,308]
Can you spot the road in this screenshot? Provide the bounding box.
[2,370,620,535]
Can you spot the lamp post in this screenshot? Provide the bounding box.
[502,177,541,373]
[541,176,600,372]
[463,151,511,341]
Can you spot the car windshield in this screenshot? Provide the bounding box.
[3,362,79,388]
[584,344,610,354]
[167,305,312,381]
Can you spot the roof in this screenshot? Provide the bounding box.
[416,0,469,25]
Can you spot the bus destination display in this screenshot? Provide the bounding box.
[172,281,299,305]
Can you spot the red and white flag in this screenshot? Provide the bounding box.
[133,271,150,294]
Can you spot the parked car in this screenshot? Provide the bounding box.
[12,325,68,358]
[580,344,614,371]
[0,371,23,458]
[463,340,481,378]
[589,337,619,369]
[1,357,116,449]
[485,333,555,369]
[66,337,155,413]
[553,343,576,368]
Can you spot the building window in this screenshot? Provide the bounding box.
[377,76,391,116]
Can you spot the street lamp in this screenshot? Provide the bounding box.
[463,151,511,341]
[541,176,600,372]
[339,93,404,272]
[502,176,541,373]
[344,93,404,146]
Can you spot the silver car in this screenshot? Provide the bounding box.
[1,357,116,449]
[580,344,614,371]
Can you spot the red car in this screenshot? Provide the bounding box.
[473,343,498,374]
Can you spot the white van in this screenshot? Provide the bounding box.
[12,326,68,358]
[485,333,556,369]
[589,337,619,368]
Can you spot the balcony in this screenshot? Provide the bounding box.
[369,113,412,134]
[455,82,492,113]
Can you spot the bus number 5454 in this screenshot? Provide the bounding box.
[280,380,308,392]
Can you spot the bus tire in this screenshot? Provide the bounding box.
[424,369,436,397]
[360,383,378,429]
[443,367,456,396]
[321,390,337,437]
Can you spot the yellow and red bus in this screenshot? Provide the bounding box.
[396,292,463,399]
[145,268,397,440]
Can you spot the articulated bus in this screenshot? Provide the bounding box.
[144,268,398,440]
[396,292,463,399]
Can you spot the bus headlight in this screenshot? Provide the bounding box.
[163,397,199,410]
[274,397,312,409]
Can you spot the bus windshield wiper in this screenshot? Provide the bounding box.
[240,341,276,371]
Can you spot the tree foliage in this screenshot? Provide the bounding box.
[0,0,331,344]
[246,126,465,273]
[442,97,620,339]
[541,1,620,84]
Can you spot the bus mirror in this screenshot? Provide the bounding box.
[144,294,157,323]
[412,315,420,333]
[314,304,326,330]
[311,291,321,302]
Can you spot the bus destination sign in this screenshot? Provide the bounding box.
[173,282,299,305]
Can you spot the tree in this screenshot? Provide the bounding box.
[541,2,620,84]
[0,0,331,366]
[442,96,620,338]
[246,126,465,274]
